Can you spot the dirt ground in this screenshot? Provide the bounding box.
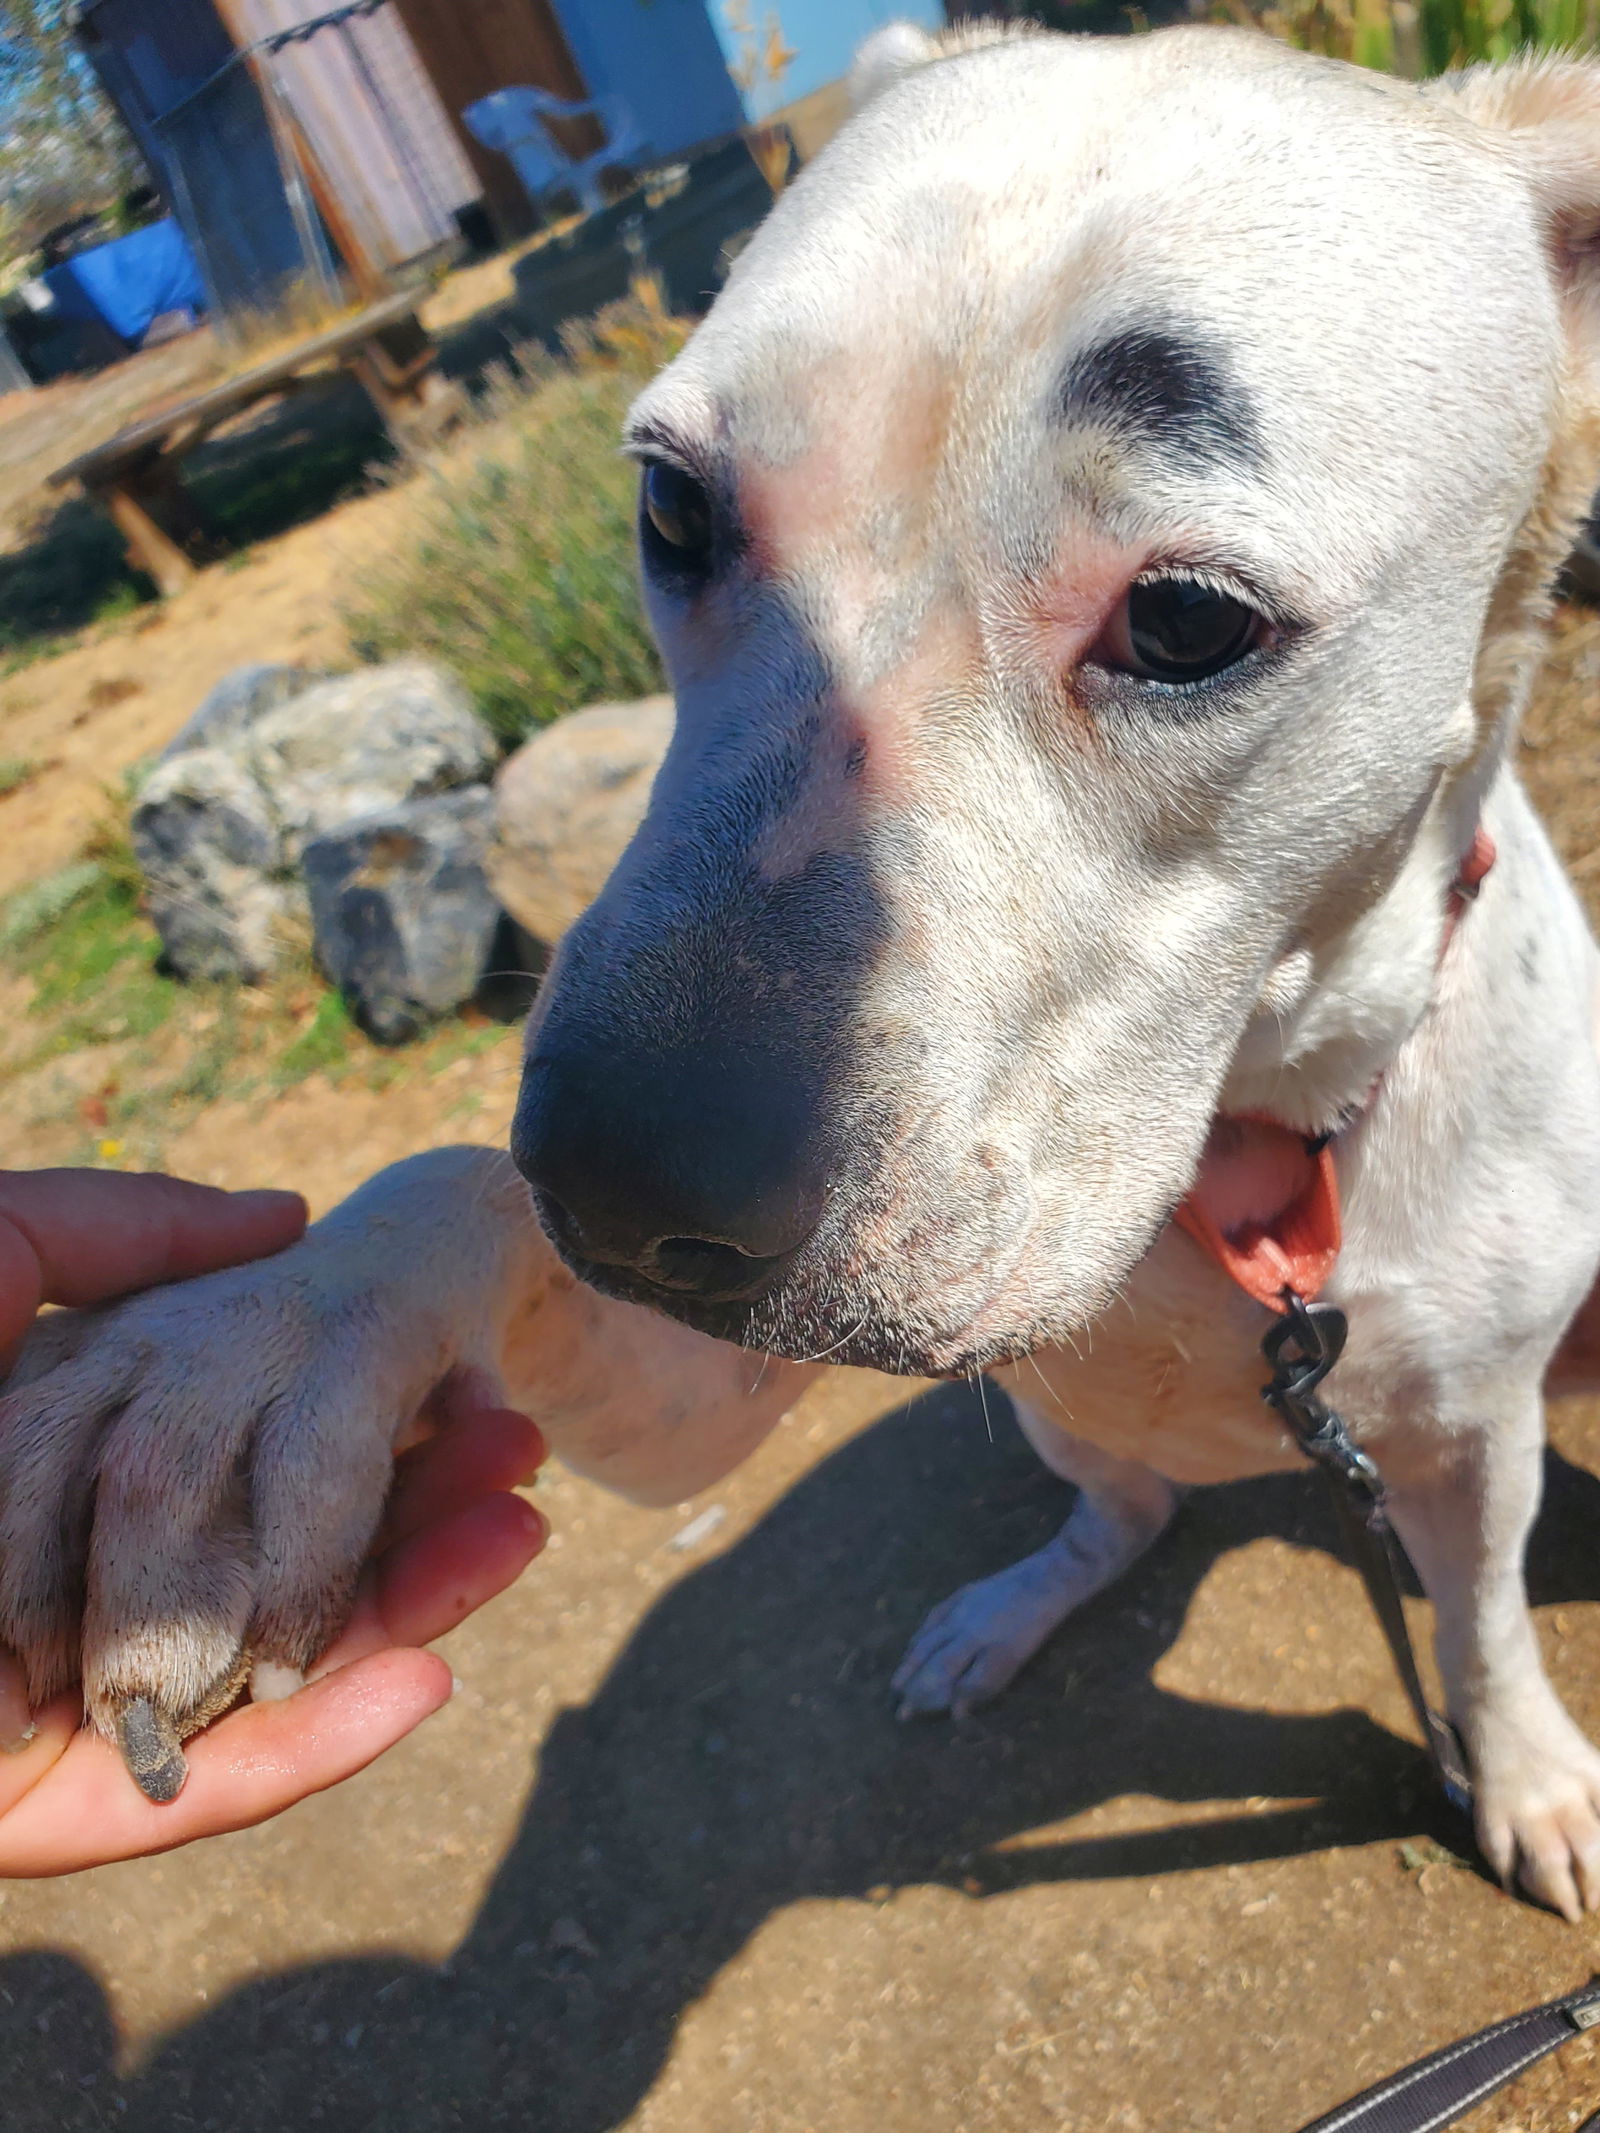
[4,363,1600,2128]
[0,472,414,899]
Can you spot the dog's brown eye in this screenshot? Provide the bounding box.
[1098,576,1266,685]
[642,463,713,561]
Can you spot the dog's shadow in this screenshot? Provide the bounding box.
[9,1385,1600,2131]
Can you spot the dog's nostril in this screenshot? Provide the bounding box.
[644,1235,775,1295]
[536,1191,587,1257]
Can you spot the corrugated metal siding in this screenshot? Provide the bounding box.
[237,0,479,266]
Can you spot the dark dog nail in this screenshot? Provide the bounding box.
[115,1697,188,1803]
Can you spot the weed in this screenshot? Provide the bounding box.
[274,988,361,1088]
[15,866,173,1052]
[0,757,42,799]
[80,771,152,898]
[346,305,683,743]
[1216,0,1596,70]
[0,862,104,952]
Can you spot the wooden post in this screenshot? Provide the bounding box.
[98,480,198,600]
[212,0,390,302]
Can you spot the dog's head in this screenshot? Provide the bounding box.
[513,24,1600,1373]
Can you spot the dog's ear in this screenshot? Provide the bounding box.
[848,22,940,111]
[1428,57,1600,355]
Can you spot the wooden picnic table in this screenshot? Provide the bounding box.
[47,291,448,598]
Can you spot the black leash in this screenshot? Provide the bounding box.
[1294,1975,1600,2132]
[1261,1291,1473,1815]
[1258,1303,1600,2131]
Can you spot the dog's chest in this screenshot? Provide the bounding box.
[995,1226,1308,1485]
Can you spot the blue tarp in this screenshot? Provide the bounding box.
[43,218,206,349]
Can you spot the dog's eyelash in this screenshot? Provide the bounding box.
[621,422,711,484]
[1132,563,1300,637]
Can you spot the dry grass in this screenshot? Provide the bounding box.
[345,305,683,744]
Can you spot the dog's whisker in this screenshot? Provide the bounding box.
[972,1368,995,1443]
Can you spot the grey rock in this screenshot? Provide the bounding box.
[243,661,497,861]
[134,659,497,985]
[131,747,306,983]
[486,695,673,945]
[159,663,311,760]
[303,788,502,1045]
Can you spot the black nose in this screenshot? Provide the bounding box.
[512,1046,825,1305]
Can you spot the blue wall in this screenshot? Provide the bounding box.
[552,0,947,153]
[551,0,747,160]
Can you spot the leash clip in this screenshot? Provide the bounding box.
[1260,1292,1381,1495]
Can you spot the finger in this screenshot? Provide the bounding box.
[0,1172,306,1362]
[384,1408,546,1544]
[312,1493,547,1678]
[0,1691,81,1822]
[0,1651,452,1876]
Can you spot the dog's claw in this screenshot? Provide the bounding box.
[114,1697,188,1803]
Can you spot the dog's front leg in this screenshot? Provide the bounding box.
[892,1396,1182,1718]
[0,1145,816,1796]
[1380,1400,1600,1919]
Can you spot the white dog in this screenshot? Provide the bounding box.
[6,21,1600,1918]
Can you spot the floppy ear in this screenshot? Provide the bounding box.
[1427,57,1600,362]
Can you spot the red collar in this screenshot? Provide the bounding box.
[1173,824,1495,1315]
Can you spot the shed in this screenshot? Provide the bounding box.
[78,0,484,316]
[77,0,316,317]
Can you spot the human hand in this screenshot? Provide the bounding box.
[0,1172,548,1873]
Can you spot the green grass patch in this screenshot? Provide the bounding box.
[0,757,42,799]
[1216,0,1596,71]
[346,307,682,744]
[0,842,520,1170]
[273,987,363,1088]
[14,867,175,1053]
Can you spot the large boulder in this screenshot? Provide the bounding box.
[303,789,502,1045]
[134,660,497,984]
[128,747,292,982]
[241,662,496,854]
[486,695,674,945]
[159,662,312,760]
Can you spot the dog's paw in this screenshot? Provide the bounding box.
[891,1553,1078,1720]
[1471,1703,1600,1921]
[0,1252,437,1800]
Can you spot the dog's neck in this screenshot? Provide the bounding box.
[1219,774,1494,1134]
[1221,379,1599,1140]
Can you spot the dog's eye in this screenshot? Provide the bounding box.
[1095,576,1267,686]
[641,463,713,563]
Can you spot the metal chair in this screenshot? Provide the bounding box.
[463,89,646,219]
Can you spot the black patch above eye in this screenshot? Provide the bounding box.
[641,462,713,567]
[1125,578,1260,683]
[1058,325,1262,472]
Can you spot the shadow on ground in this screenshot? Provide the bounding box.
[8,1382,1597,2130]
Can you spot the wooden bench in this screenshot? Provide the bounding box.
[47,291,451,598]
